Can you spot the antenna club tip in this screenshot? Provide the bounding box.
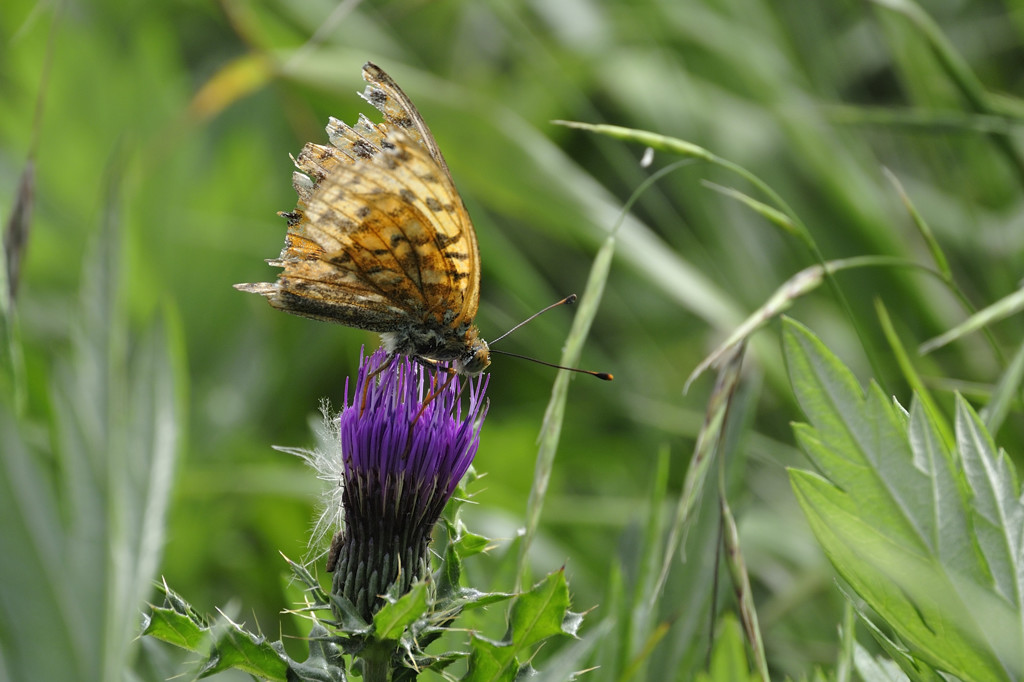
[564,294,578,305]
[596,372,614,381]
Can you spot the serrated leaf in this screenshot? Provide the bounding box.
[374,580,429,642]
[466,636,517,682]
[855,603,944,682]
[200,622,290,680]
[957,396,1024,609]
[784,318,1024,681]
[790,470,1004,678]
[437,539,464,601]
[785,319,935,552]
[448,587,515,612]
[455,531,491,558]
[288,623,347,682]
[145,607,290,681]
[143,604,209,651]
[509,569,573,649]
[515,662,539,680]
[463,571,576,682]
[145,585,293,680]
[561,610,583,638]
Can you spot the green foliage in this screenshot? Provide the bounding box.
[144,584,291,680]
[5,0,1024,679]
[467,570,580,682]
[0,175,183,679]
[785,318,1024,681]
[144,485,578,680]
[694,615,761,682]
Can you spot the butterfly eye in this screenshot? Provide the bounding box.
[457,343,491,377]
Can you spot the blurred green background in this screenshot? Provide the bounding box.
[3,0,1023,678]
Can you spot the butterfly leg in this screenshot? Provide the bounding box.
[359,352,398,413]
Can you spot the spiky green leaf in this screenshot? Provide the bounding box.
[784,318,1024,681]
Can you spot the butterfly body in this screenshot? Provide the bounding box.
[237,63,490,376]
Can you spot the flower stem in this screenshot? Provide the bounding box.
[362,656,391,682]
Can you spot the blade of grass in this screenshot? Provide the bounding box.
[515,229,615,593]
[555,120,892,396]
[827,104,1022,135]
[881,168,951,282]
[837,601,856,682]
[875,299,954,448]
[617,446,670,681]
[980,341,1024,436]
[882,169,1005,365]
[869,0,1024,185]
[686,256,937,391]
[653,342,747,605]
[919,286,1024,355]
[720,495,768,682]
[514,160,689,593]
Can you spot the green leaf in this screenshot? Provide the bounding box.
[373,579,429,642]
[448,587,515,612]
[144,583,296,681]
[694,614,758,682]
[287,624,346,681]
[466,636,518,682]
[143,604,208,652]
[784,318,1024,681]
[464,570,576,682]
[855,603,944,682]
[197,619,290,679]
[852,641,910,682]
[455,530,491,558]
[957,396,1024,620]
[509,569,573,649]
[436,536,464,601]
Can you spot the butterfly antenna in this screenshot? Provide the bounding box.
[490,294,578,345]
[490,349,613,381]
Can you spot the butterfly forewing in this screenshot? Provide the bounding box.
[235,62,488,373]
[360,63,452,178]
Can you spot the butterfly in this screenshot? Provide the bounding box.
[235,62,490,376]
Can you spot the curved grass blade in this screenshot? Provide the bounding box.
[981,340,1024,436]
[868,0,1024,185]
[875,299,953,448]
[513,160,689,593]
[919,286,1024,355]
[686,256,933,391]
[516,229,614,593]
[653,341,746,603]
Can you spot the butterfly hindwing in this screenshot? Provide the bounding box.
[236,62,488,371]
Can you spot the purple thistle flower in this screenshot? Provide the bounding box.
[329,348,488,622]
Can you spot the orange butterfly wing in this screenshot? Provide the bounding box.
[236,63,488,373]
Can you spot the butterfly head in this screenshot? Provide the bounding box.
[455,338,491,377]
